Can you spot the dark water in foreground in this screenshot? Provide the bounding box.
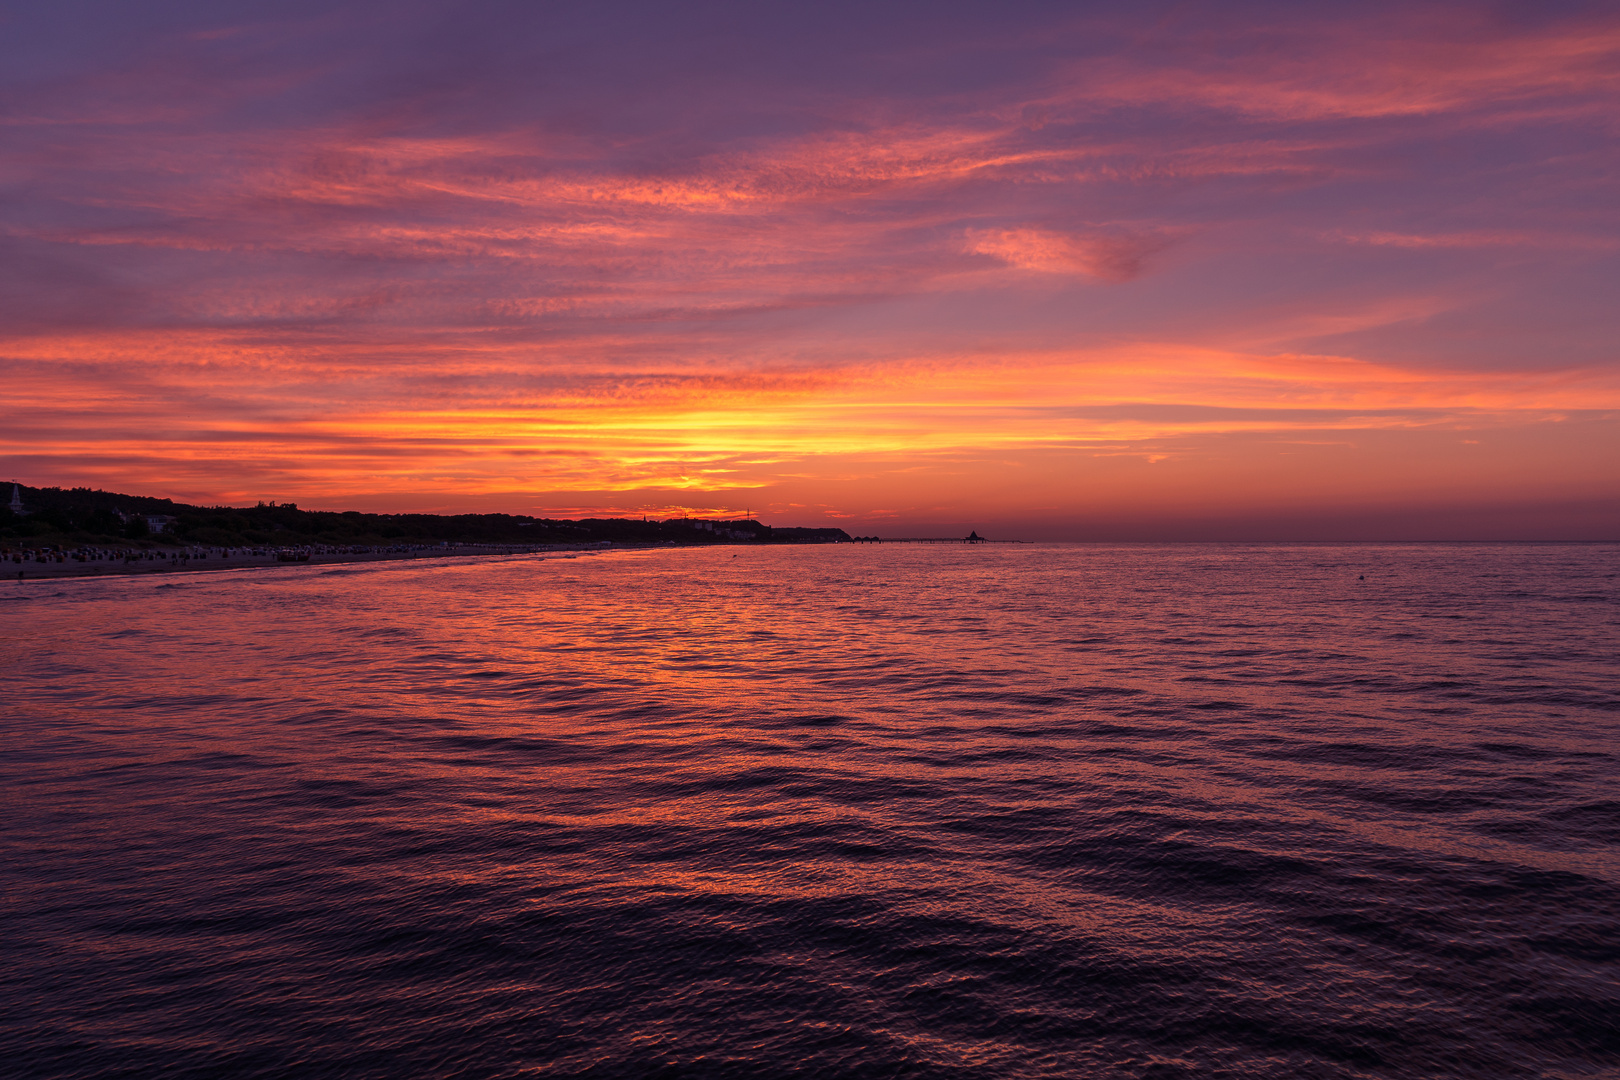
[4,544,1619,1079]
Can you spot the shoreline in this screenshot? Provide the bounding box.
[4,543,610,582]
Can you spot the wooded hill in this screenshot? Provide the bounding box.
[1,485,850,548]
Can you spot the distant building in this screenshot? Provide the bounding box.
[693,519,756,540]
[145,514,176,534]
[8,484,26,516]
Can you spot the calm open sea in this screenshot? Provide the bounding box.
[4,544,1618,1079]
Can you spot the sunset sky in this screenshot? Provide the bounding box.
[3,1,1617,538]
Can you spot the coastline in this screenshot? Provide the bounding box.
[4,543,607,582]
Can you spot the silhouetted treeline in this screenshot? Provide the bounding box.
[0,485,850,547]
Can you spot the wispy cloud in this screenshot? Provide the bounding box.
[964,227,1175,280]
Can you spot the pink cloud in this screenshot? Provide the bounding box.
[1049,14,1620,122]
[964,227,1174,281]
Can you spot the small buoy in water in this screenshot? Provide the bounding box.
[1358,574,1365,580]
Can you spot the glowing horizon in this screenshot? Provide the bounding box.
[3,2,1617,538]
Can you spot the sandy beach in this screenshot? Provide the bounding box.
[4,543,604,582]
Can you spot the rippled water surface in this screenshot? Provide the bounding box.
[5,544,1619,1079]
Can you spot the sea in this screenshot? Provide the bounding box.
[4,543,1618,1079]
